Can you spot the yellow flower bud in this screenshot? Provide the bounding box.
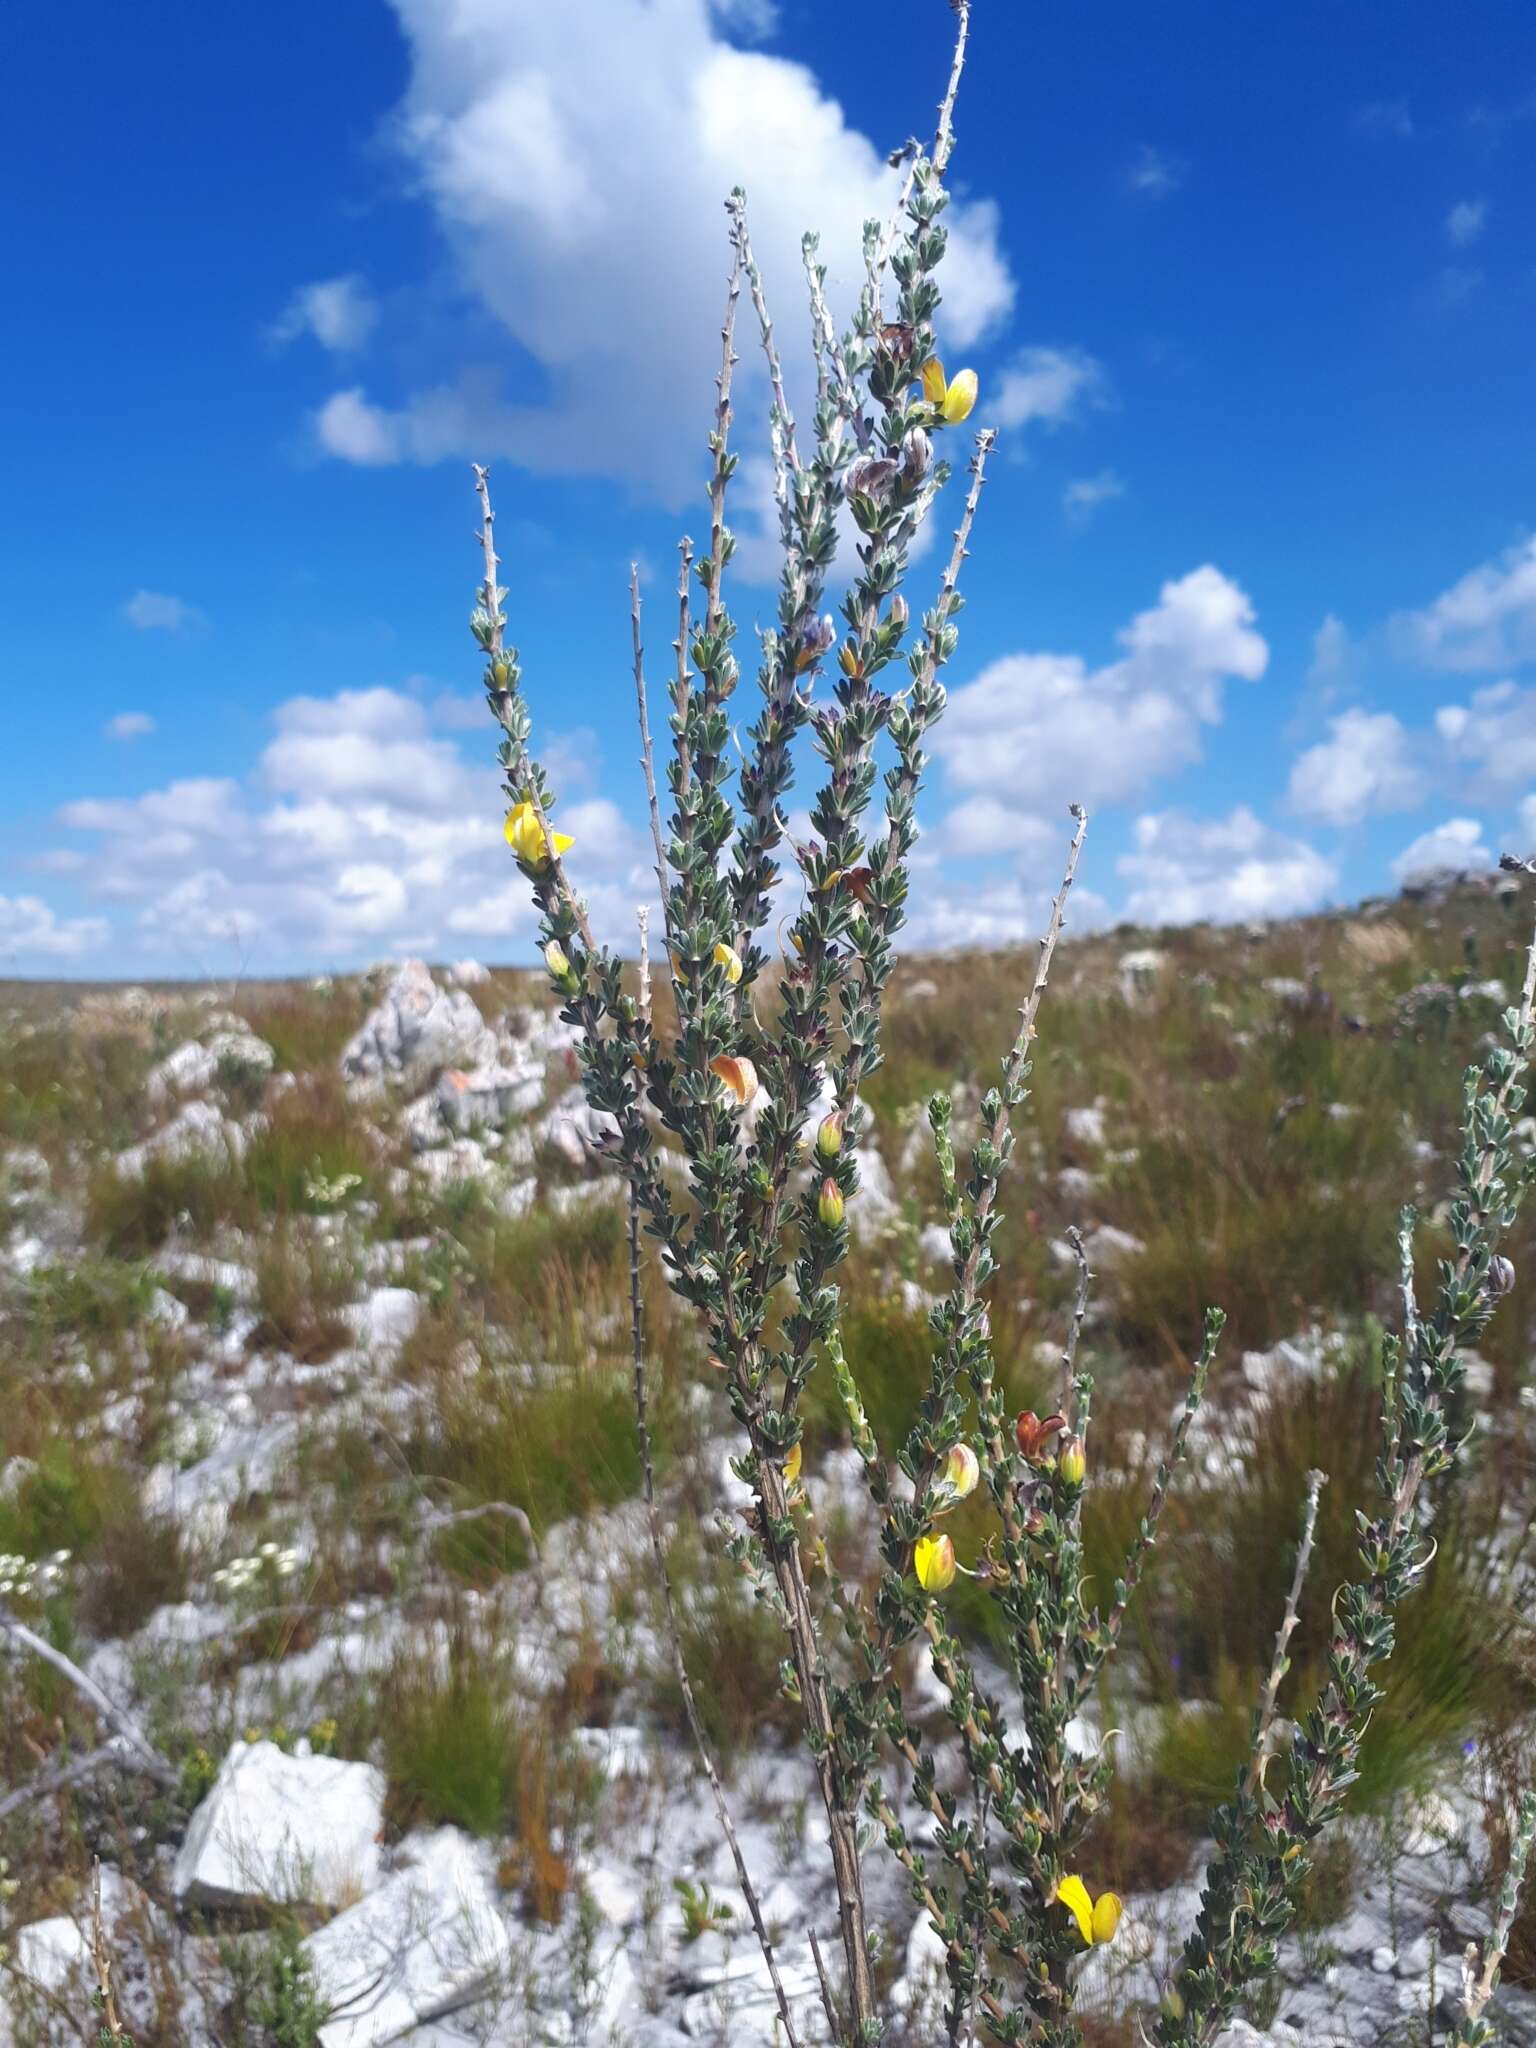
[709,1053,758,1105]
[943,1443,980,1502]
[913,1531,956,1594]
[714,941,743,985]
[817,1177,845,1228]
[1057,1435,1086,1487]
[941,368,979,424]
[816,1112,844,1159]
[544,940,572,982]
[504,801,574,870]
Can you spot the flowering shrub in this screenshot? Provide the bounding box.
[467,7,1536,2042]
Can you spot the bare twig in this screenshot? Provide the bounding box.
[898,429,998,705]
[630,564,672,942]
[1456,1791,1536,2038]
[637,904,653,1027]
[0,1743,125,1822]
[91,1860,129,2045]
[807,1923,840,2044]
[0,1609,174,1787]
[1246,1469,1327,1796]
[933,0,972,174]
[417,1498,541,1564]
[673,536,695,800]
[706,254,743,635]
[624,1174,802,2048]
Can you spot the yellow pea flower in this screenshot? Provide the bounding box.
[942,1443,980,1502]
[709,1053,758,1105]
[920,359,980,424]
[913,1531,956,1594]
[1057,1875,1122,1946]
[941,367,979,423]
[504,800,574,870]
[782,1442,803,1486]
[714,941,743,985]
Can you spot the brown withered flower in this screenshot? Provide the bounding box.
[1015,1410,1067,1462]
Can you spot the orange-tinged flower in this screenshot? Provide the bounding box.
[1015,1410,1067,1462]
[1056,1875,1122,1946]
[709,1053,758,1105]
[942,1443,980,1502]
[504,801,574,870]
[914,1531,956,1593]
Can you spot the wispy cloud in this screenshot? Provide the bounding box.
[993,346,1108,435]
[1123,145,1186,199]
[269,274,378,353]
[1062,470,1125,529]
[121,590,204,634]
[1355,99,1415,140]
[105,712,156,742]
[1391,535,1536,672]
[1445,197,1488,247]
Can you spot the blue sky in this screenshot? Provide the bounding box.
[3,0,1534,977]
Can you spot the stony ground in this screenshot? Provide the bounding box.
[4,878,1536,2047]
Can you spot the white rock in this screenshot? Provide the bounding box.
[1117,948,1167,1000]
[306,1828,513,2048]
[116,1099,245,1179]
[536,1084,618,1168]
[344,1287,422,1355]
[437,1061,545,1133]
[1063,1102,1108,1149]
[173,1740,385,1909]
[447,959,492,986]
[849,1143,899,1242]
[341,961,497,1092]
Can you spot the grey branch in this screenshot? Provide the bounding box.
[0,1607,175,1787]
[1247,1468,1328,1795]
[630,563,673,944]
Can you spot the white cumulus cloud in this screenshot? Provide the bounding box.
[1445,199,1487,248]
[1119,808,1337,926]
[1391,817,1492,885]
[49,687,650,971]
[314,0,1014,500]
[1392,536,1536,672]
[1287,708,1425,825]
[0,895,108,961]
[1435,680,1536,794]
[932,564,1268,815]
